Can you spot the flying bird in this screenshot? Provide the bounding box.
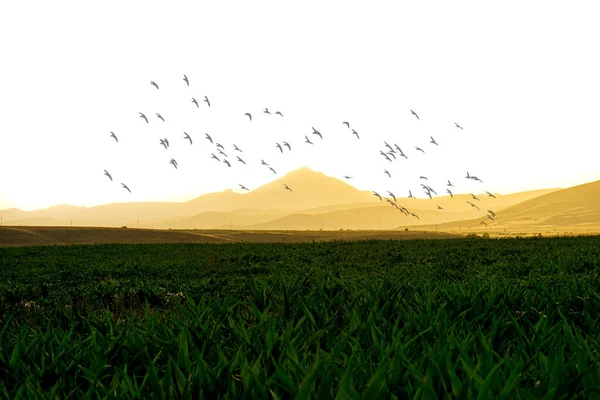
[234,144,242,152]
[156,113,165,122]
[150,81,159,89]
[216,143,224,150]
[486,191,497,199]
[466,201,480,211]
[384,170,391,178]
[159,139,168,150]
[283,141,291,151]
[410,213,420,220]
[284,184,292,192]
[139,112,148,123]
[384,142,393,152]
[410,110,419,120]
[446,189,453,198]
[423,190,433,200]
[104,170,112,181]
[269,167,276,174]
[311,127,323,139]
[420,176,428,180]
[388,192,396,202]
[447,180,454,187]
[487,210,496,218]
[487,215,495,221]
[183,74,189,86]
[387,152,396,160]
[236,156,246,164]
[408,190,414,198]
[191,98,199,108]
[455,123,463,129]
[261,159,269,166]
[121,183,131,193]
[263,108,271,115]
[183,132,192,145]
[437,205,444,210]
[343,121,350,128]
[245,113,252,121]
[205,133,213,143]
[415,147,425,153]
[109,132,118,143]
[275,111,283,117]
[211,153,220,162]
[218,149,228,158]
[239,184,249,191]
[373,191,382,201]
[276,143,283,153]
[169,158,178,169]
[471,193,480,201]
[223,159,231,168]
[305,135,314,144]
[480,221,487,227]
[342,176,352,179]
[204,96,210,107]
[351,129,359,139]
[430,136,438,146]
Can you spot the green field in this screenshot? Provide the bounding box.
[1,236,600,399]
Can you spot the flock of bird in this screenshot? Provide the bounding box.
[104,74,498,227]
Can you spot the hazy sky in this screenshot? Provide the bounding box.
[1,1,599,211]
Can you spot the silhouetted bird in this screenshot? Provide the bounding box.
[245,113,252,121]
[170,158,178,169]
[218,149,228,158]
[305,135,313,144]
[486,191,496,199]
[388,192,396,202]
[383,154,392,162]
[312,127,323,139]
[410,213,420,220]
[420,176,428,180]
[471,193,480,201]
[211,153,220,162]
[384,170,391,178]
[156,113,165,122]
[455,122,463,129]
[283,141,291,151]
[447,180,453,187]
[239,184,249,191]
[352,129,359,139]
[234,144,242,152]
[415,147,425,153]
[139,112,148,123]
[487,215,495,221]
[275,111,283,117]
[269,167,276,174]
[205,133,213,143]
[223,159,231,168]
[387,152,396,160]
[343,175,352,179]
[410,110,419,120]
[110,132,118,143]
[121,183,131,193]
[437,205,444,210]
[284,184,292,192]
[487,210,496,218]
[446,189,453,198]
[150,81,159,89]
[104,170,112,181]
[183,74,189,86]
[204,96,210,107]
[264,108,271,115]
[276,143,283,153]
[236,156,246,164]
[480,221,487,227]
[373,191,382,201]
[343,121,350,128]
[409,190,414,198]
[191,98,199,108]
[159,139,168,150]
[183,132,192,145]
[430,136,438,146]
[466,201,480,211]
[216,143,224,150]
[261,159,269,166]
[384,142,393,152]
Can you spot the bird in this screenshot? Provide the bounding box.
[430,136,438,146]
[351,129,359,139]
[261,159,269,166]
[447,180,454,187]
[269,167,276,174]
[276,143,283,153]
[104,170,112,181]
[245,113,252,121]
[388,192,396,202]
[239,184,249,191]
[410,213,420,220]
[437,205,444,210]
[465,172,471,179]
[384,170,391,178]
[415,147,425,153]
[223,159,231,168]
[191,98,199,108]
[216,143,224,150]
[426,186,437,195]
[164,138,170,148]
[373,191,382,201]
[486,191,497,199]
[395,146,407,159]
[275,111,283,117]
[183,74,189,86]
[480,221,487,227]
[234,144,242,152]
[305,135,314,144]
[410,110,419,120]
[139,112,148,123]
[205,133,213,143]
[472,176,483,183]
[471,193,480,201]
[263,108,271,115]
[169,158,178,169]
[383,154,392,162]
[487,215,495,221]
[387,152,396,160]
[343,176,352,179]
[466,201,480,211]
[384,142,393,152]
[236,156,246,164]
[109,132,118,143]
[183,132,192,145]
[150,81,159,89]
[408,190,414,199]
[487,210,496,218]
[156,113,165,122]
[446,189,453,198]
[204,96,210,107]
[283,141,291,151]
[423,190,433,200]
[343,121,350,128]
[311,127,323,139]
[121,183,131,193]
[420,176,428,180]
[218,149,228,158]
[211,153,220,162]
[284,184,292,192]
[159,139,168,150]
[455,122,463,130]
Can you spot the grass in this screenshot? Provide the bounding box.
[1,236,599,398]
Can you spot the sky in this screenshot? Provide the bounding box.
[1,1,599,211]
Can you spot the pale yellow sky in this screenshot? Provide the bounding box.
[1,1,599,211]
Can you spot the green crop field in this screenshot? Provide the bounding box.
[1,236,600,399]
